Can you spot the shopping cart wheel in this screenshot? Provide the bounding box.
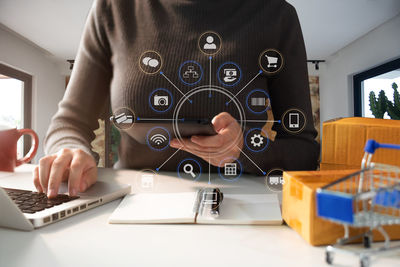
[325,251,333,265]
[363,234,371,248]
[360,256,370,267]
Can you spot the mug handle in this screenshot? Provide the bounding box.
[15,129,39,167]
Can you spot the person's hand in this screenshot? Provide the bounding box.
[170,112,243,167]
[33,148,97,198]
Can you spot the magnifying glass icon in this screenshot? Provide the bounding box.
[183,163,196,178]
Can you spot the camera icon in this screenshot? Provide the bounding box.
[154,95,169,106]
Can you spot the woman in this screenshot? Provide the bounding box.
[34,0,319,198]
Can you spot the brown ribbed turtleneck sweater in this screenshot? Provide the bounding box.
[45,0,319,174]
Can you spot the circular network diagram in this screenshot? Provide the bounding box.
[110,31,307,192]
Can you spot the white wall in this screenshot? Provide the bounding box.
[0,25,65,162]
[315,13,400,124]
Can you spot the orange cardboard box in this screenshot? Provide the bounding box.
[319,162,359,171]
[322,117,400,167]
[282,170,400,246]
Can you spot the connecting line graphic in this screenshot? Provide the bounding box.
[236,145,266,175]
[136,117,184,122]
[226,70,263,105]
[240,119,281,123]
[156,147,182,172]
[160,71,192,103]
[209,56,212,98]
[208,155,211,184]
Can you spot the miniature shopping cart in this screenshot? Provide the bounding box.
[316,139,400,267]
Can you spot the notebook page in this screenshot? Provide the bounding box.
[109,192,197,224]
[196,194,282,225]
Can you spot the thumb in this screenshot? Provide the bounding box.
[212,112,234,133]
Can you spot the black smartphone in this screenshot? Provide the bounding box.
[125,119,217,144]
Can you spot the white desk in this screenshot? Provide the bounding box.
[0,165,399,267]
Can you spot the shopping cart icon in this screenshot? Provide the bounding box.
[316,139,400,267]
[265,55,278,68]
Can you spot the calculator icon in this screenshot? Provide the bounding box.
[224,163,237,176]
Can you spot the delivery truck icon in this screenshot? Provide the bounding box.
[269,175,284,185]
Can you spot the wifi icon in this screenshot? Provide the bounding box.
[150,134,167,145]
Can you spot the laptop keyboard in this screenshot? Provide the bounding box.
[3,188,79,214]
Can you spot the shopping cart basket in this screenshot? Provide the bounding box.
[316,139,400,267]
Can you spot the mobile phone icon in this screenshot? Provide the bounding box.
[289,113,299,128]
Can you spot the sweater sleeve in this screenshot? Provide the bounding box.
[44,0,112,158]
[239,3,320,174]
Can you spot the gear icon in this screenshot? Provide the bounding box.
[250,134,264,147]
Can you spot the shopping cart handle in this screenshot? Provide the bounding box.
[364,139,400,154]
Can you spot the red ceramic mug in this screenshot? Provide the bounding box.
[0,125,39,172]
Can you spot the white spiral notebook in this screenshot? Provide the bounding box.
[109,192,282,225]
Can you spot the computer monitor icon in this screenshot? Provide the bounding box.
[289,113,299,128]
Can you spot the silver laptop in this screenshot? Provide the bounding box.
[0,171,130,231]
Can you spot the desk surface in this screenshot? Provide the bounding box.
[1,165,399,267]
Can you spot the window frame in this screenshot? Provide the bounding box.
[0,63,33,155]
[353,57,400,117]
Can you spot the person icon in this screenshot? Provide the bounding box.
[203,35,217,50]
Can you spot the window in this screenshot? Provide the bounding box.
[0,63,32,157]
[354,58,400,118]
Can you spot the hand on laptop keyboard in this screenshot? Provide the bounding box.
[4,188,79,214]
[33,148,97,199]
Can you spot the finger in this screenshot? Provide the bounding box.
[169,138,184,148]
[38,155,57,194]
[171,138,219,153]
[47,151,73,198]
[79,166,97,192]
[190,134,224,148]
[211,112,235,132]
[62,168,70,182]
[67,157,85,196]
[32,166,43,193]
[178,145,210,160]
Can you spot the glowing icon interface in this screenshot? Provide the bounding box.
[142,57,159,68]
[223,68,237,83]
[266,169,285,192]
[265,55,278,68]
[149,88,173,113]
[183,65,199,79]
[178,159,202,181]
[179,61,203,86]
[259,49,284,75]
[139,50,162,74]
[141,173,154,188]
[154,95,169,106]
[115,113,133,124]
[204,36,217,50]
[251,97,266,106]
[202,192,218,204]
[183,163,196,178]
[269,175,284,185]
[217,62,242,87]
[198,31,222,55]
[224,163,237,176]
[110,107,135,130]
[146,126,170,151]
[150,134,167,145]
[289,113,299,128]
[250,133,264,147]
